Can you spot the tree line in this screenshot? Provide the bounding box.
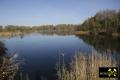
[0,10,120,35]
[0,24,78,32]
[78,10,120,35]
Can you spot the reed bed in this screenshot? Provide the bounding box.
[57,50,120,80]
[0,54,20,80]
[0,31,25,37]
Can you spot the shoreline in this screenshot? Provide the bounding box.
[0,31,120,37]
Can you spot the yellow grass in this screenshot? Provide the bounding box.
[0,31,23,36]
[57,50,120,80]
[74,31,89,35]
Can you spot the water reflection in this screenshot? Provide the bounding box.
[0,31,74,39]
[19,33,24,39]
[76,35,120,53]
[0,33,120,80]
[38,31,75,35]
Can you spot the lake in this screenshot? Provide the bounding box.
[0,33,120,80]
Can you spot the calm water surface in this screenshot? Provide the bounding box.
[0,33,120,80]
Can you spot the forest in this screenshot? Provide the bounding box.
[77,10,120,35]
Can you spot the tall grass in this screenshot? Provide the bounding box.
[0,54,20,80]
[57,50,120,80]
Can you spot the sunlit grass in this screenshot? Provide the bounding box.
[57,50,120,80]
[75,31,89,35]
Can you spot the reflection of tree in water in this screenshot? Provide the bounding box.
[20,34,24,39]
[57,35,120,80]
[0,41,20,80]
[77,35,120,53]
[38,31,74,36]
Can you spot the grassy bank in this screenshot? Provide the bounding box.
[0,31,23,36]
[75,31,120,37]
[74,31,90,35]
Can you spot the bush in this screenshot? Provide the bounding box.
[0,54,20,80]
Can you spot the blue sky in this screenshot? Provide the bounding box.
[0,0,120,26]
